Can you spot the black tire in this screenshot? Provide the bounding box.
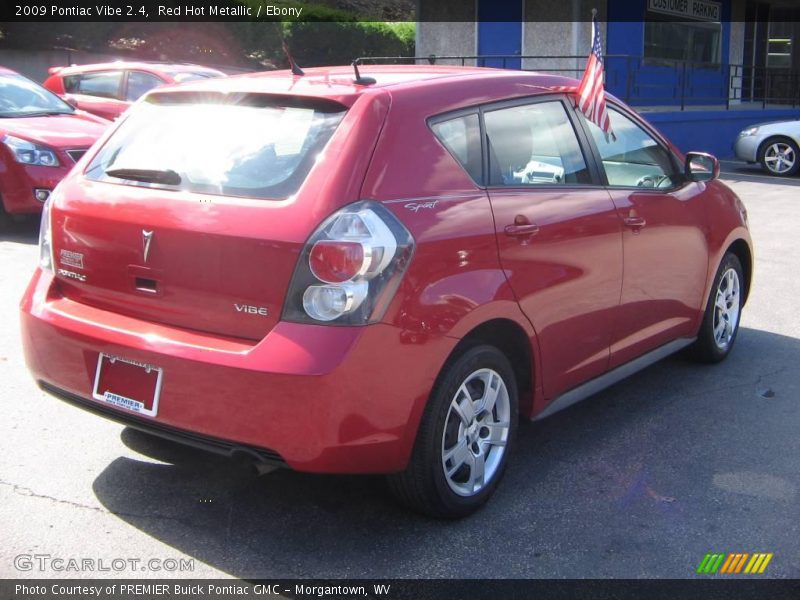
[387,344,518,518]
[758,137,800,177]
[687,252,744,363]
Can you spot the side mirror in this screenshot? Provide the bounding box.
[685,151,720,182]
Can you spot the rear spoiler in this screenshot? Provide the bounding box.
[47,66,70,75]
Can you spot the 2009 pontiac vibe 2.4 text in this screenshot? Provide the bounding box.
[21,65,752,518]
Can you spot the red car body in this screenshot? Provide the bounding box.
[0,66,108,215]
[43,61,225,121]
[21,66,752,514]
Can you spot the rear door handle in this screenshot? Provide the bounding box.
[504,223,540,237]
[623,216,646,229]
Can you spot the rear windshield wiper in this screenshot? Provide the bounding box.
[105,167,182,186]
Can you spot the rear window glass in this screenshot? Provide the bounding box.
[84,93,346,200]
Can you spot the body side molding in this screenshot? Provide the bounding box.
[533,337,696,421]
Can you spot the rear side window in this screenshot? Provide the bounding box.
[430,113,482,184]
[73,71,123,99]
[84,93,347,200]
[485,100,590,186]
[125,71,164,101]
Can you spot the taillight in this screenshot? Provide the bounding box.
[38,194,54,273]
[309,241,366,283]
[283,200,414,325]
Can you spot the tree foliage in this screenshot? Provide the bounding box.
[0,5,415,70]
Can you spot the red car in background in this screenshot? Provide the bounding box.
[21,65,753,518]
[0,66,107,222]
[43,61,225,120]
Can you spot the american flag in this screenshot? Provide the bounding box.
[575,13,614,139]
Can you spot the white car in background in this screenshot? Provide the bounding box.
[734,119,800,177]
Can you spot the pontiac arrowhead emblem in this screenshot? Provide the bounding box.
[142,230,154,263]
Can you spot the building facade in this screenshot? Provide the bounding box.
[416,0,800,156]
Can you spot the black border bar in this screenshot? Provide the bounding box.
[3,579,800,600]
[4,0,799,22]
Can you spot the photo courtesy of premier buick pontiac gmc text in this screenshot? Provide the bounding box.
[20,65,753,518]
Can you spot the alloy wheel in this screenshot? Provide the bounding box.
[441,368,510,497]
[764,142,796,175]
[713,268,741,350]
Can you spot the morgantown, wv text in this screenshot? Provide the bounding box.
[16,583,392,598]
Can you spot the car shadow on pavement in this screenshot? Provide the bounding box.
[0,216,39,244]
[720,161,800,186]
[91,326,800,579]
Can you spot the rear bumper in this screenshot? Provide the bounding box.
[39,381,286,466]
[21,270,456,473]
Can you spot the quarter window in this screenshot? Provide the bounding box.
[430,113,482,184]
[484,101,590,186]
[63,75,80,94]
[584,109,678,188]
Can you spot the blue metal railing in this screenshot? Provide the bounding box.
[355,54,800,110]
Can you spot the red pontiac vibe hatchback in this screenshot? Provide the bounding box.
[21,65,753,518]
[0,66,108,221]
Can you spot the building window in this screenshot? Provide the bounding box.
[766,20,792,68]
[644,18,722,64]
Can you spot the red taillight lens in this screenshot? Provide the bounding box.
[309,240,365,284]
[282,201,415,325]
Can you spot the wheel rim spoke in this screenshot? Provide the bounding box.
[715,293,727,312]
[444,440,471,477]
[451,389,475,426]
[468,452,485,493]
[479,371,501,413]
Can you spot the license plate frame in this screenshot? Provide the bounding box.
[92,353,163,418]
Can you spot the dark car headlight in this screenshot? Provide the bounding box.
[2,134,60,167]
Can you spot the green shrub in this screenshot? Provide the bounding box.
[283,21,414,66]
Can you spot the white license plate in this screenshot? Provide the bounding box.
[92,353,163,417]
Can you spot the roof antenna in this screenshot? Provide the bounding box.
[282,40,305,77]
[351,59,376,86]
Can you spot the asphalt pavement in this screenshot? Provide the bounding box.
[1,165,798,579]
